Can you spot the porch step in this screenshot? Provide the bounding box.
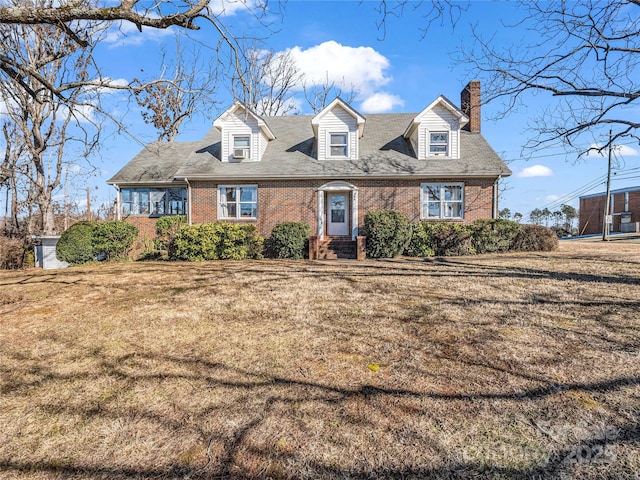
[317,237,357,260]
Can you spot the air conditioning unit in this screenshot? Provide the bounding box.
[233,148,248,160]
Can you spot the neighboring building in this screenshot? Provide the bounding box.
[579,186,640,235]
[108,81,511,255]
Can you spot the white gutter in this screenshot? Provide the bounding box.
[114,185,121,221]
[493,175,501,219]
[185,177,192,225]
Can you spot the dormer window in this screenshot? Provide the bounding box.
[429,132,449,156]
[233,135,251,160]
[330,133,348,157]
[311,98,365,161]
[213,103,275,162]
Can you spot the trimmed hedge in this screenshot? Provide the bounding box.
[266,222,310,259]
[403,218,559,258]
[510,224,559,252]
[92,221,138,261]
[363,210,412,258]
[406,222,475,257]
[171,222,264,261]
[471,219,522,254]
[56,221,98,265]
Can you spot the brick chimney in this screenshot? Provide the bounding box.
[461,80,481,132]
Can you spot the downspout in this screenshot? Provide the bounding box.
[114,185,121,221]
[185,178,193,225]
[493,175,502,219]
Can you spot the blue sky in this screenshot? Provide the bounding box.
[16,0,640,219]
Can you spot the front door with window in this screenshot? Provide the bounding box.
[327,192,349,236]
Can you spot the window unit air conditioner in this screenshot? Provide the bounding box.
[233,148,248,160]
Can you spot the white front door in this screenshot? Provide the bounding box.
[327,192,349,236]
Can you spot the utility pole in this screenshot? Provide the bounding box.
[602,129,613,241]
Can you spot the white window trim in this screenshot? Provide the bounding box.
[327,132,349,159]
[428,131,449,157]
[420,182,464,220]
[218,184,258,220]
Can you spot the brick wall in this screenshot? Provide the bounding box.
[189,177,497,237]
[122,215,160,256]
[580,188,640,235]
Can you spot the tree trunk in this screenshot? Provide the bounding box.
[38,192,56,234]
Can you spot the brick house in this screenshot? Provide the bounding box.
[579,186,640,235]
[108,81,511,256]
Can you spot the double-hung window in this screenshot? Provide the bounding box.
[421,183,464,219]
[429,132,449,156]
[219,185,258,219]
[329,133,348,157]
[233,135,251,160]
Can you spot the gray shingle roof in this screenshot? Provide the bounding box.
[108,113,511,184]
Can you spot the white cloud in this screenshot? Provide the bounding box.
[286,41,393,98]
[544,194,564,203]
[359,92,404,113]
[103,20,175,48]
[587,143,639,157]
[516,164,554,178]
[618,145,640,156]
[209,0,259,16]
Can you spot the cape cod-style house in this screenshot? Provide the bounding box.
[108,81,511,258]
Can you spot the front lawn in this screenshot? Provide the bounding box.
[1,242,638,479]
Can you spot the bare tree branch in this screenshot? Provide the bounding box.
[0,0,208,30]
[458,0,640,157]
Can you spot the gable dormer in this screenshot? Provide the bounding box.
[311,98,365,161]
[403,96,468,160]
[213,102,275,162]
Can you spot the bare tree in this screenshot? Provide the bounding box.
[134,40,218,141]
[459,0,640,156]
[1,121,23,236]
[0,17,106,234]
[0,0,278,110]
[302,73,360,114]
[232,48,303,116]
[373,0,469,39]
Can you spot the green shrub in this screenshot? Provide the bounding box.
[92,221,138,261]
[472,219,522,254]
[267,222,310,259]
[405,222,435,257]
[403,221,473,257]
[171,222,264,261]
[429,222,475,256]
[56,221,98,265]
[172,223,221,261]
[154,215,187,253]
[510,224,559,252]
[362,210,412,258]
[240,224,264,259]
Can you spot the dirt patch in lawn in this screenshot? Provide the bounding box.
[1,242,639,479]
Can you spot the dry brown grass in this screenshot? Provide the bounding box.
[1,241,639,479]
